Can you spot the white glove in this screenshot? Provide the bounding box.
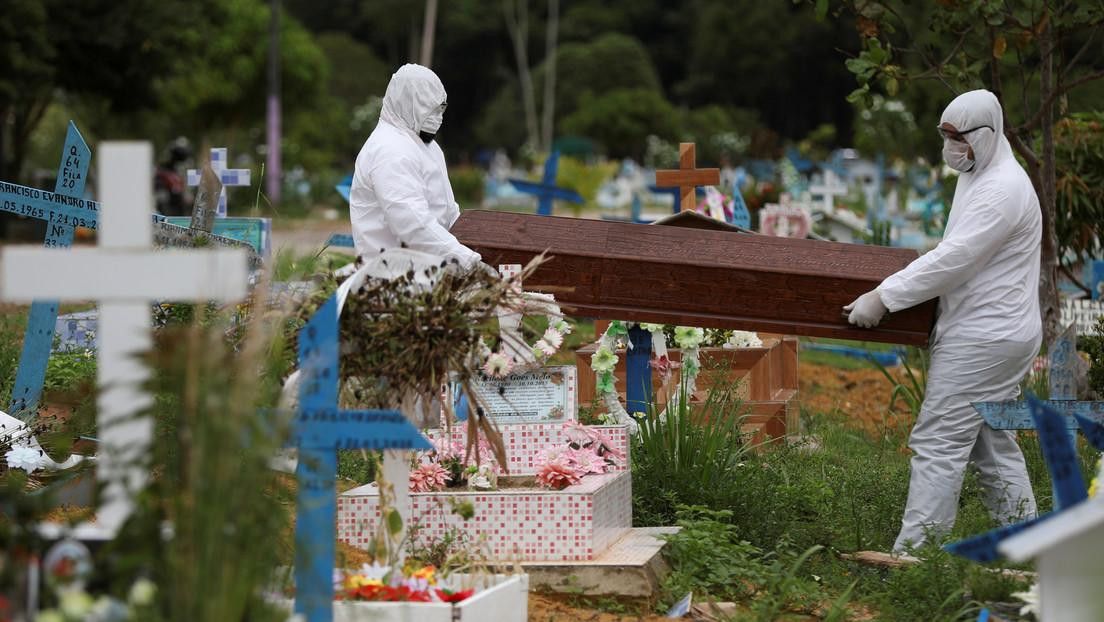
[843,290,887,328]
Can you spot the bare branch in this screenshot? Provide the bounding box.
[1061,23,1102,78]
[1015,68,1104,133]
[1059,263,1092,296]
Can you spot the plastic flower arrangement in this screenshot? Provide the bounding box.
[334,563,476,604]
[411,435,504,491]
[534,421,623,490]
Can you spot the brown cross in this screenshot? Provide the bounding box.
[654,143,720,212]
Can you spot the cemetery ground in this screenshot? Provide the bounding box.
[2,282,1099,622]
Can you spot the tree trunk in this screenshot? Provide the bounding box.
[1038,15,1061,344]
[540,0,559,153]
[504,0,539,151]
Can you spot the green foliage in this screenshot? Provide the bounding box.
[449,166,485,209]
[873,347,928,420]
[871,544,984,622]
[1055,113,1104,275]
[660,507,851,619]
[632,386,752,525]
[337,449,378,484]
[0,307,28,408]
[1083,316,1104,397]
[561,89,680,160]
[41,351,97,394]
[553,156,618,216]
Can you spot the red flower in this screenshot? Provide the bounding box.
[436,588,475,603]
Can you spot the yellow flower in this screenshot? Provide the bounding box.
[345,574,384,589]
[411,565,437,585]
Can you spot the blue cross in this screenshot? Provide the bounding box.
[729,190,751,229]
[508,151,583,216]
[647,185,684,216]
[290,295,431,622]
[1,122,97,421]
[186,147,251,218]
[334,173,353,203]
[972,325,1104,438]
[946,395,1098,562]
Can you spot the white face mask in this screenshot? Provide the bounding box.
[942,139,975,172]
[421,111,442,134]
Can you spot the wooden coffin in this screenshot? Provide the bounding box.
[451,210,937,346]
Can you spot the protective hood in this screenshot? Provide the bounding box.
[939,89,1012,173]
[379,64,447,138]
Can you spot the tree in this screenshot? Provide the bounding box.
[561,88,680,160]
[0,0,201,182]
[824,0,1104,342]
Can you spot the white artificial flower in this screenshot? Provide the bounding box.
[542,327,564,349]
[1012,583,1039,617]
[6,445,43,473]
[128,577,157,606]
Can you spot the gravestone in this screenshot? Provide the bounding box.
[0,142,250,535]
[290,294,432,622]
[152,164,262,267]
[186,147,251,218]
[450,210,937,345]
[654,143,720,213]
[972,324,1104,437]
[508,151,584,217]
[159,216,271,262]
[759,194,813,239]
[1,122,97,420]
[808,169,849,214]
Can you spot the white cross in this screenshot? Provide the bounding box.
[808,169,849,214]
[187,147,251,218]
[0,142,249,537]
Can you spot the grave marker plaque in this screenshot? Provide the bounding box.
[466,365,577,424]
[450,210,937,346]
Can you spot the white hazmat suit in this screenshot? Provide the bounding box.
[848,90,1042,552]
[349,64,481,268]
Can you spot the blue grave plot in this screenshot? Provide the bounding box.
[161,216,271,261]
[971,325,1104,437]
[288,295,431,622]
[2,122,97,421]
[946,396,1094,563]
[508,151,584,216]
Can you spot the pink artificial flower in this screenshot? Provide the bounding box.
[542,327,564,349]
[567,447,607,475]
[536,460,582,490]
[589,428,625,465]
[410,463,451,492]
[651,355,681,381]
[563,420,593,446]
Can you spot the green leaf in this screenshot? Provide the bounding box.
[846,84,871,104]
[885,77,899,96]
[386,508,403,535]
[815,0,829,20]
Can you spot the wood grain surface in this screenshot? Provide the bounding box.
[452,210,937,346]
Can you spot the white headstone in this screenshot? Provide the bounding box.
[0,142,249,536]
[808,169,848,214]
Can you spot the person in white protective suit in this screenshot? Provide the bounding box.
[349,63,482,268]
[843,90,1042,552]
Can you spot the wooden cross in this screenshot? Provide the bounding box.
[186,147,251,218]
[1,122,97,421]
[972,325,1104,439]
[508,151,584,216]
[0,142,250,535]
[290,294,432,622]
[947,395,1098,563]
[654,143,720,213]
[153,164,262,267]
